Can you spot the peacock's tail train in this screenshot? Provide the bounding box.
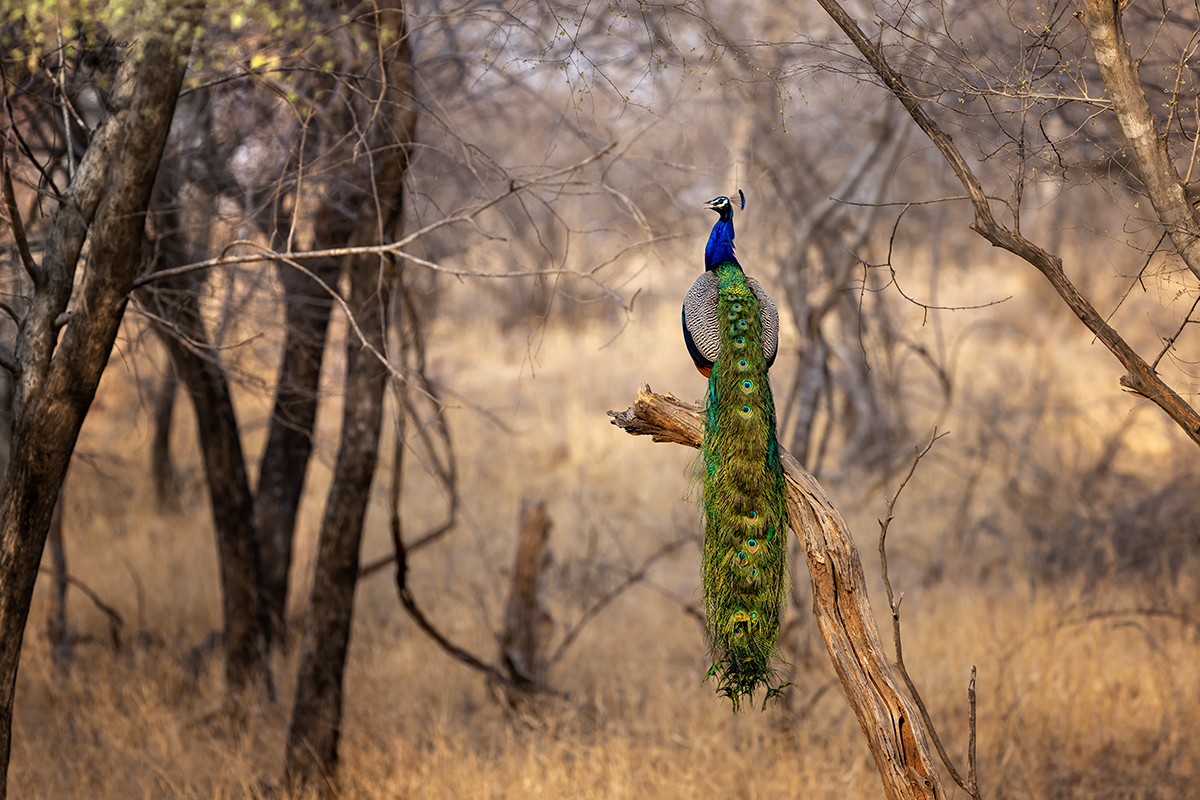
[699,263,790,711]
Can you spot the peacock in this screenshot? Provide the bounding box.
[682,191,789,710]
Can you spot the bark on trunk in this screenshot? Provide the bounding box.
[157,300,270,694]
[254,257,341,648]
[151,363,181,512]
[283,2,417,791]
[283,254,390,793]
[0,13,199,796]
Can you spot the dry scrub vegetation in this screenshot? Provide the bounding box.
[11,227,1200,799]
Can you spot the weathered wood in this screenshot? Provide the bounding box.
[610,385,944,800]
[499,500,554,688]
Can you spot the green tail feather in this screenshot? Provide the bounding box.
[700,263,790,711]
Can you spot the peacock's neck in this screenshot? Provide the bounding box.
[704,218,738,270]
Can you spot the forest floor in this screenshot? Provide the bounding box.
[12,267,1200,799]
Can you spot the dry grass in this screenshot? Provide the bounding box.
[12,252,1200,799]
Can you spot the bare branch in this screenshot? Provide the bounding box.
[36,566,124,650]
[130,142,618,289]
[877,429,980,800]
[813,0,1200,449]
[0,135,37,283]
[545,535,690,670]
[1081,0,1200,284]
[1150,292,1200,371]
[968,665,979,796]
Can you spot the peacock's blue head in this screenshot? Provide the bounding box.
[704,190,745,222]
[703,190,745,270]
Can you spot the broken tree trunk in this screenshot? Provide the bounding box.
[498,499,554,690]
[610,385,944,800]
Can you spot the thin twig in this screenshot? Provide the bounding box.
[130,142,618,290]
[546,535,691,669]
[1102,230,1168,331]
[36,566,124,650]
[968,665,979,796]
[0,134,38,285]
[1150,291,1200,371]
[878,428,982,800]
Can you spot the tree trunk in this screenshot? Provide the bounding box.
[141,156,271,696]
[151,363,181,512]
[283,253,391,793]
[284,3,417,791]
[0,12,199,796]
[254,257,341,648]
[45,485,69,667]
[156,300,270,694]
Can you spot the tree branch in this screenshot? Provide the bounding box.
[813,0,1200,449]
[0,135,36,284]
[1080,0,1200,283]
[36,566,124,650]
[545,535,691,670]
[878,430,981,800]
[610,386,945,800]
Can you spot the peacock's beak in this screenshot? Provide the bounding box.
[703,197,719,210]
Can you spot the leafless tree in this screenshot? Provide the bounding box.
[811,0,1200,448]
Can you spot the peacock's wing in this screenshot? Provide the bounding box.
[683,271,721,370]
[745,276,780,368]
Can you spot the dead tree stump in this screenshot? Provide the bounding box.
[499,499,554,690]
